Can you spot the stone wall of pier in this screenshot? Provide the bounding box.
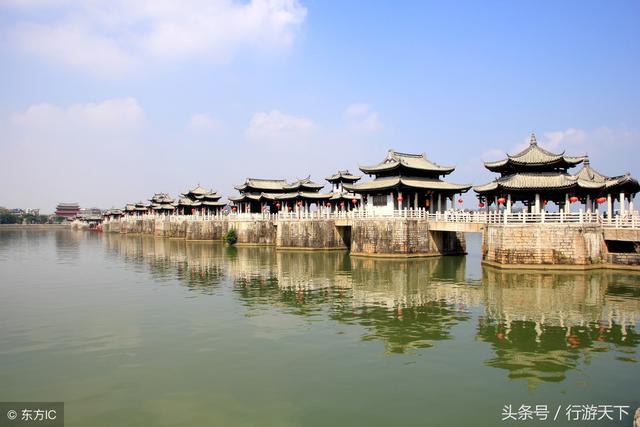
[350,219,466,257]
[186,220,227,241]
[228,219,277,245]
[276,219,349,250]
[482,224,607,267]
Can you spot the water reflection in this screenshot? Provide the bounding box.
[102,234,640,383]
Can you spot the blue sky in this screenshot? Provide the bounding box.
[1,0,638,212]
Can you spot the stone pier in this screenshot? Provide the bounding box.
[276,219,349,250]
[228,219,277,246]
[350,218,465,257]
[482,224,606,269]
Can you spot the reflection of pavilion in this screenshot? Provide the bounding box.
[478,267,640,386]
[103,234,227,293]
[102,236,640,374]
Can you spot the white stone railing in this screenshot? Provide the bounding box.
[103,209,640,229]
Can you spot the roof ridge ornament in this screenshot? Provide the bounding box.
[529,132,537,146]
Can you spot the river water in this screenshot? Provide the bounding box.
[0,230,638,426]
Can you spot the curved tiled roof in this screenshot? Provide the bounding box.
[325,170,361,182]
[284,176,325,191]
[484,134,586,172]
[234,178,288,191]
[360,150,455,175]
[473,172,606,193]
[346,176,471,193]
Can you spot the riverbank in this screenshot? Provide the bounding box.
[0,224,70,229]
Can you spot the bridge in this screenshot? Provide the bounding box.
[143,208,640,234]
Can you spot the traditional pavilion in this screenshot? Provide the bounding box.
[345,150,472,212]
[149,193,175,215]
[326,170,362,211]
[572,157,639,216]
[175,185,226,215]
[124,201,150,216]
[103,208,123,220]
[474,133,639,215]
[230,177,331,213]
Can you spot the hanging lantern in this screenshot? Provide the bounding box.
[497,197,506,205]
[288,206,292,212]
[275,202,281,209]
[543,200,548,206]
[231,207,237,212]
[397,194,403,202]
[297,201,303,207]
[458,198,463,204]
[596,197,606,204]
[352,198,358,204]
[326,202,331,207]
[478,202,485,208]
[340,201,345,208]
[569,196,579,203]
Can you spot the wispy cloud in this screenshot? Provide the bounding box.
[344,103,382,133]
[245,110,315,142]
[187,113,223,134]
[3,0,308,77]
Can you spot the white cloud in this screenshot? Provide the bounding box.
[0,98,147,211]
[187,113,223,133]
[4,0,307,77]
[245,110,314,142]
[8,97,144,135]
[542,128,588,151]
[344,103,382,133]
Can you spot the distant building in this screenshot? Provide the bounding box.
[55,203,80,219]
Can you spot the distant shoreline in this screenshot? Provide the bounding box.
[0,224,70,229]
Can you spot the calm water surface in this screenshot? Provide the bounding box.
[0,230,639,426]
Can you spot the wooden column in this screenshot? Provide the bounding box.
[534,193,540,214]
[506,194,512,214]
[437,194,442,213]
[607,193,613,221]
[620,192,626,216]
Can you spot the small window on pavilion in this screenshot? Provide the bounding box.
[372,195,387,206]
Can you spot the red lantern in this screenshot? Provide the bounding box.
[297,201,303,206]
[232,207,237,212]
[340,201,345,207]
[352,198,357,204]
[397,194,403,202]
[326,202,331,207]
[596,197,606,204]
[497,197,506,205]
[478,202,485,208]
[288,207,292,212]
[569,196,579,203]
[543,200,548,206]
[458,198,463,204]
[276,202,281,209]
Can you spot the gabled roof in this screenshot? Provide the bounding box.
[284,176,324,191]
[149,193,174,204]
[234,178,288,191]
[184,185,209,196]
[484,133,586,172]
[346,176,471,193]
[325,170,361,183]
[360,150,455,175]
